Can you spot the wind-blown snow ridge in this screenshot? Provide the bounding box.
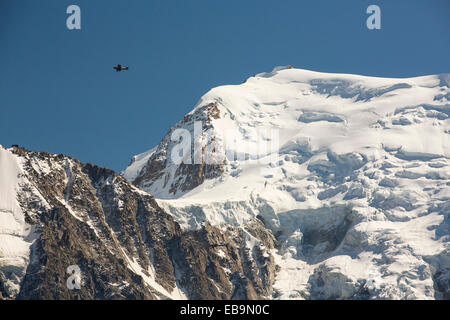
[124,66,450,299]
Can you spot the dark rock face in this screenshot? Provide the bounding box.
[171,221,276,300]
[433,268,450,300]
[132,102,225,197]
[2,148,276,300]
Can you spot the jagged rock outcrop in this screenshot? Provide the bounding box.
[171,220,275,299]
[130,102,225,198]
[0,146,276,300]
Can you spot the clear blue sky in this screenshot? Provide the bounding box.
[1,0,449,172]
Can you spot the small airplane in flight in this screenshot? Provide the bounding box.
[113,64,129,72]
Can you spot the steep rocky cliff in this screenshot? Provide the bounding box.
[0,146,276,300]
[128,102,225,198]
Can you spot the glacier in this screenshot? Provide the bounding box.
[124,67,450,299]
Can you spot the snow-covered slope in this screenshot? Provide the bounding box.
[124,67,450,299]
[0,146,39,297]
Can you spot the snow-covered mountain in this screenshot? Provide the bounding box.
[124,67,450,299]
[0,146,276,299]
[1,66,448,300]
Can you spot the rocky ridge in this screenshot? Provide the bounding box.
[0,146,276,300]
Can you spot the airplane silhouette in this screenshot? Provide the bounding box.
[113,64,129,72]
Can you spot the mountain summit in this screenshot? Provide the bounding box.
[1,67,448,300]
[124,67,450,299]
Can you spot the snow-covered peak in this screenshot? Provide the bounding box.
[124,67,449,201]
[123,67,449,299]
